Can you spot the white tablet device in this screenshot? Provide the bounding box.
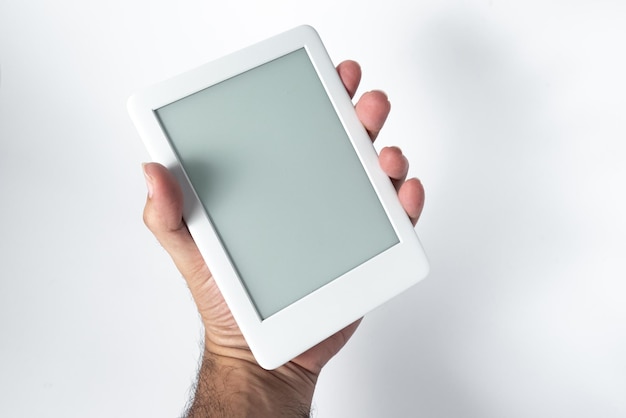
[128,25,428,369]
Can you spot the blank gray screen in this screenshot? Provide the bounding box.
[155,48,399,319]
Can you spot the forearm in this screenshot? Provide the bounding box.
[184,343,317,418]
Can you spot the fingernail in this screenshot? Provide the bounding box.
[142,163,154,199]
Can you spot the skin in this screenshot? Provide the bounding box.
[142,60,425,417]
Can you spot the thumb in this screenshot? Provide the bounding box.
[142,162,211,286]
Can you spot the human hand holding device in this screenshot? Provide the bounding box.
[131,26,428,371]
[142,60,425,416]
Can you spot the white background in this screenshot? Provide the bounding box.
[1,1,625,417]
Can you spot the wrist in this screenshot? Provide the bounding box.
[185,341,317,417]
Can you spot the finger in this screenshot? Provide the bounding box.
[379,146,409,190]
[355,90,391,141]
[397,178,425,226]
[142,163,211,286]
[336,60,361,99]
[293,318,362,375]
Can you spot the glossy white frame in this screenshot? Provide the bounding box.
[128,25,429,369]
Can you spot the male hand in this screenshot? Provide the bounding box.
[141,60,425,416]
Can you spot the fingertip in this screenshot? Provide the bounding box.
[142,163,155,199]
[355,90,391,141]
[141,162,185,233]
[398,178,425,225]
[361,90,391,114]
[336,60,362,99]
[142,161,168,181]
[367,89,390,103]
[142,162,180,198]
[379,146,409,181]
